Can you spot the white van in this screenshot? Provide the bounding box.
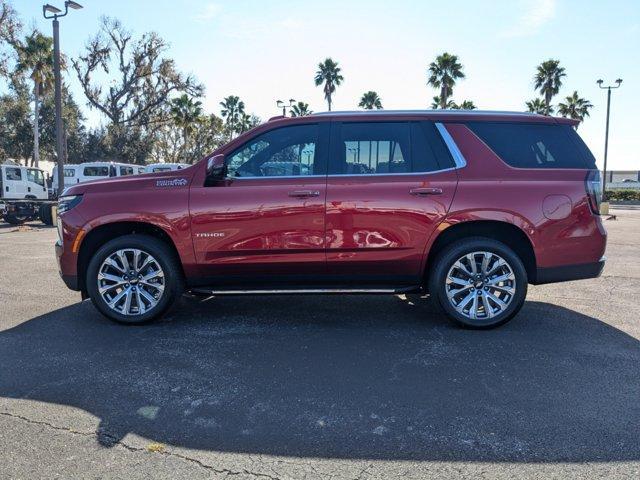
[145,162,190,173]
[52,162,142,195]
[0,164,48,200]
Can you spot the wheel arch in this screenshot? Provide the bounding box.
[77,221,184,296]
[425,220,537,282]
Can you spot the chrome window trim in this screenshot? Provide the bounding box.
[435,122,467,169]
[326,168,457,178]
[227,174,326,180]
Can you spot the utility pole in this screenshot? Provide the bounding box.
[597,78,623,201]
[43,1,83,197]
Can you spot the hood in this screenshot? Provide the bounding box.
[62,164,197,197]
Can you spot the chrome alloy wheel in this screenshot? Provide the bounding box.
[445,251,516,321]
[97,249,165,316]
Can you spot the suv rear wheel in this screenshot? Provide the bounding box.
[86,234,183,324]
[428,237,527,329]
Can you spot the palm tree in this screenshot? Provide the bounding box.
[358,91,382,110]
[290,101,312,117]
[219,95,245,139]
[533,59,566,115]
[427,52,465,110]
[170,94,203,162]
[314,57,343,111]
[14,31,56,167]
[557,91,593,129]
[452,100,476,110]
[431,96,456,109]
[238,113,260,134]
[525,98,551,115]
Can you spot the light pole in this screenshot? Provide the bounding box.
[42,1,83,197]
[597,78,622,201]
[276,98,296,117]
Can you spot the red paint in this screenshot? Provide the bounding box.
[56,112,606,291]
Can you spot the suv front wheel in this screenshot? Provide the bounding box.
[86,234,183,324]
[428,237,528,329]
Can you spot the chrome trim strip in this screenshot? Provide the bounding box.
[435,122,467,169]
[191,288,405,295]
[228,175,326,180]
[327,168,457,178]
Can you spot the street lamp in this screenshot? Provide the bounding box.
[276,98,296,117]
[597,78,623,202]
[42,1,83,197]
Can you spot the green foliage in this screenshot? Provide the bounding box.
[427,52,465,109]
[290,101,311,117]
[0,0,21,78]
[533,59,565,115]
[314,57,343,111]
[0,82,32,162]
[558,91,593,128]
[606,189,640,202]
[359,91,382,110]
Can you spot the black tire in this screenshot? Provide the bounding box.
[86,234,184,325]
[39,204,53,225]
[4,213,28,225]
[428,237,528,329]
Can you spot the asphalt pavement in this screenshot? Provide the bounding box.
[1,212,639,479]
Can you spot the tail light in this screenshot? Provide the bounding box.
[585,170,602,214]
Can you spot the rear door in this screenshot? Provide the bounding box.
[325,120,458,285]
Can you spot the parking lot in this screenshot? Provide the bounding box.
[1,210,639,479]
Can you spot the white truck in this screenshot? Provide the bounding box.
[145,162,190,173]
[0,163,55,225]
[52,161,145,195]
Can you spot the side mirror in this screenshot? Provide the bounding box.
[206,154,227,180]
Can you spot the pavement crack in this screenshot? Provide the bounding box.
[0,410,280,480]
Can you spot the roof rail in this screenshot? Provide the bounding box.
[311,109,540,117]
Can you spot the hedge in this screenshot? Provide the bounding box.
[605,189,640,202]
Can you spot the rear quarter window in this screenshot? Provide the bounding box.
[467,122,596,169]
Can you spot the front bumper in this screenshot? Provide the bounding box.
[533,257,606,285]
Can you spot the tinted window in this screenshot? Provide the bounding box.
[120,166,134,176]
[63,168,75,177]
[5,167,21,181]
[331,122,410,175]
[84,166,109,177]
[227,124,325,177]
[27,169,45,186]
[412,122,455,171]
[467,122,593,169]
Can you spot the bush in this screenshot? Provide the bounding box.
[606,189,640,202]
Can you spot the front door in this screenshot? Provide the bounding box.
[325,120,458,286]
[189,122,330,285]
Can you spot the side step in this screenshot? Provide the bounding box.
[189,286,422,296]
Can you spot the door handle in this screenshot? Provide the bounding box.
[288,190,320,198]
[410,187,443,196]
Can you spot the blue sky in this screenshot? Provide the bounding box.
[10,0,640,169]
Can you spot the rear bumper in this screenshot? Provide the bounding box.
[533,257,606,285]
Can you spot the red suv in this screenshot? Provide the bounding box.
[55,111,606,328]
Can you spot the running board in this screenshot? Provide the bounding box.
[189,286,421,296]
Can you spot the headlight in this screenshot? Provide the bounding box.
[57,195,83,214]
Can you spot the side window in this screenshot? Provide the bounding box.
[120,166,134,176]
[27,169,45,186]
[83,166,110,177]
[467,122,592,169]
[226,124,324,178]
[411,122,456,171]
[330,122,410,175]
[63,168,75,178]
[6,167,22,181]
